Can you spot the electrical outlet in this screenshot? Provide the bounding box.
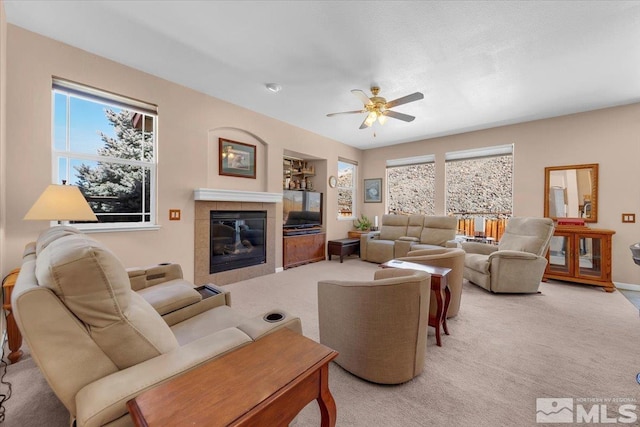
[622,213,635,223]
[169,209,181,221]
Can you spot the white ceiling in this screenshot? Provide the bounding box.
[5,1,640,149]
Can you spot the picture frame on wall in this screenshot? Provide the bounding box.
[219,138,256,179]
[364,178,382,203]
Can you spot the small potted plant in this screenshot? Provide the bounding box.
[353,214,372,231]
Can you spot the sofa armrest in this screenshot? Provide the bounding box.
[236,309,302,340]
[394,239,415,258]
[488,250,540,261]
[360,231,380,260]
[75,328,253,427]
[127,263,184,291]
[461,241,498,255]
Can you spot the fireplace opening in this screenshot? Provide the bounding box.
[210,211,267,274]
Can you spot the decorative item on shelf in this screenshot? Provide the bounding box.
[306,179,313,190]
[353,214,372,231]
[284,178,291,189]
[289,179,296,190]
[300,177,306,190]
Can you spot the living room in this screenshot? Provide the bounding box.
[1,2,640,426]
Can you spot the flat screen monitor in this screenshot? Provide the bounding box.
[283,190,322,228]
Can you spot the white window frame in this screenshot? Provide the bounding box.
[51,79,159,232]
[337,158,357,220]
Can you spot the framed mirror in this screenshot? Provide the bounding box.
[544,163,598,223]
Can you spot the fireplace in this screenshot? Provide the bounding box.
[210,210,267,274]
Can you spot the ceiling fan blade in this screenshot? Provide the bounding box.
[326,109,366,117]
[385,92,424,109]
[359,116,372,129]
[383,110,416,122]
[351,89,373,106]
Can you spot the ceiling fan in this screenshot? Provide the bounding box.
[327,86,424,129]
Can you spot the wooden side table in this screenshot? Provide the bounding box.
[327,238,360,263]
[380,260,451,347]
[127,328,338,426]
[2,268,23,363]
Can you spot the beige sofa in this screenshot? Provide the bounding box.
[360,214,458,263]
[13,226,301,427]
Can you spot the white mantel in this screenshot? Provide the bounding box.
[194,188,282,203]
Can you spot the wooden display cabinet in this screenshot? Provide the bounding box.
[544,225,615,292]
[283,230,326,269]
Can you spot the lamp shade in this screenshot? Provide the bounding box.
[24,184,98,221]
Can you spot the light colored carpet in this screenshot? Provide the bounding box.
[2,259,639,426]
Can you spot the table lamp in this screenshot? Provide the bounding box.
[24,181,98,223]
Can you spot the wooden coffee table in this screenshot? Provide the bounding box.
[380,259,452,347]
[127,328,338,426]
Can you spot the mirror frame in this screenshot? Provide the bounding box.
[544,163,598,223]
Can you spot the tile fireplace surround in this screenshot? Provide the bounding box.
[194,189,282,286]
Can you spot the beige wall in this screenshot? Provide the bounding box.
[5,24,640,286]
[0,0,7,334]
[361,104,640,285]
[3,25,361,280]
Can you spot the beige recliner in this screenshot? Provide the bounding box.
[13,226,301,427]
[318,269,431,384]
[397,247,465,318]
[462,217,555,293]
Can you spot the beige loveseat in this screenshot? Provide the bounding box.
[12,226,301,427]
[360,214,458,263]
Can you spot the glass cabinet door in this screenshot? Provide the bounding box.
[576,235,603,279]
[547,234,572,276]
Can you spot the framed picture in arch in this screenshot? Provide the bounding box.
[219,138,256,179]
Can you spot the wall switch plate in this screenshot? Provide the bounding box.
[622,213,635,223]
[169,209,181,221]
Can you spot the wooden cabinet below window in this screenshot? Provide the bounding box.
[283,232,326,269]
[544,225,615,292]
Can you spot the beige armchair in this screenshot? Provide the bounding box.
[13,226,301,427]
[462,217,555,293]
[318,269,431,384]
[397,247,465,318]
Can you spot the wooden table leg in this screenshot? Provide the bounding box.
[432,278,444,347]
[442,278,451,336]
[317,363,337,427]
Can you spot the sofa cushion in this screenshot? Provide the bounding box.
[406,215,424,239]
[465,253,490,274]
[35,225,83,255]
[379,215,409,241]
[420,216,457,246]
[35,235,179,369]
[137,280,202,315]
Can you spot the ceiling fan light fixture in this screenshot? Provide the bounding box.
[364,112,377,127]
[265,83,282,93]
[378,113,388,125]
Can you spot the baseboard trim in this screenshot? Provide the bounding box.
[614,282,640,291]
[275,267,284,273]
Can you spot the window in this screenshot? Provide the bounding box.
[445,144,513,239]
[386,154,435,215]
[52,79,158,229]
[337,159,356,219]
